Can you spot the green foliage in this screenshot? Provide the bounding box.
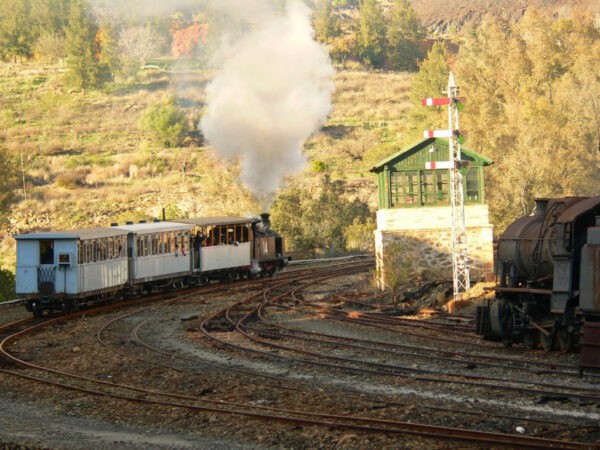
[356,0,387,68]
[0,268,16,301]
[139,97,189,148]
[344,216,375,252]
[33,32,66,61]
[313,0,341,44]
[97,23,121,82]
[385,0,425,71]
[0,0,35,60]
[0,147,19,225]
[312,160,329,172]
[377,239,419,305]
[270,176,372,258]
[455,12,600,231]
[64,0,107,90]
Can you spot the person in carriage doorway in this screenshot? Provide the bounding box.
[41,241,54,265]
[193,230,205,269]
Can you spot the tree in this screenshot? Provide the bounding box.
[313,0,341,44]
[385,0,424,71]
[378,239,419,305]
[33,32,66,61]
[140,97,189,148]
[96,22,121,82]
[0,268,16,302]
[454,12,600,232]
[0,0,35,60]
[64,0,105,90]
[270,177,372,257]
[0,147,18,226]
[356,0,386,68]
[119,26,166,74]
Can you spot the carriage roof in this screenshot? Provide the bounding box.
[14,227,128,241]
[113,221,193,234]
[175,216,260,227]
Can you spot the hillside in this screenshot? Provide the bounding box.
[411,0,600,32]
[0,62,412,269]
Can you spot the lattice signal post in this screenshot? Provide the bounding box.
[422,72,470,301]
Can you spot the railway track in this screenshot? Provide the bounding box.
[0,261,598,448]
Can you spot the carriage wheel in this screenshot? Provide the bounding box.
[32,303,43,318]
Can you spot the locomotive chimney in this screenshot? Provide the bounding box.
[533,199,549,216]
[259,213,271,233]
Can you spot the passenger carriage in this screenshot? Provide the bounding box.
[176,216,259,281]
[15,227,129,317]
[113,221,194,292]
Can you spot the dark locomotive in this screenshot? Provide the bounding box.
[476,196,600,366]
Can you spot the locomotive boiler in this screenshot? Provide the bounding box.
[476,196,600,363]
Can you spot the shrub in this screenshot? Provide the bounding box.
[0,268,15,301]
[139,97,189,148]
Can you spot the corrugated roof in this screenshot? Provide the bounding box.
[113,221,193,234]
[175,216,260,227]
[369,137,493,173]
[15,227,128,240]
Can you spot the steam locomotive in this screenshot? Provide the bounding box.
[476,196,600,364]
[15,213,289,317]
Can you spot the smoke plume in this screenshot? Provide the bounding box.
[200,1,335,207]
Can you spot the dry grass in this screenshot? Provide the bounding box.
[0,61,417,271]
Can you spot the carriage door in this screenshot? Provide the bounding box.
[38,239,56,294]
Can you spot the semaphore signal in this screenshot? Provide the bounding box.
[422,71,470,301]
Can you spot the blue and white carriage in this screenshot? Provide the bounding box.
[15,227,129,316]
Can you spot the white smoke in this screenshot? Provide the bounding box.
[200,0,335,207]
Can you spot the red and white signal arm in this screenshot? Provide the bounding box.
[423,130,452,138]
[425,161,453,170]
[421,97,451,106]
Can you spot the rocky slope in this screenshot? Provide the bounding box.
[411,0,600,33]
